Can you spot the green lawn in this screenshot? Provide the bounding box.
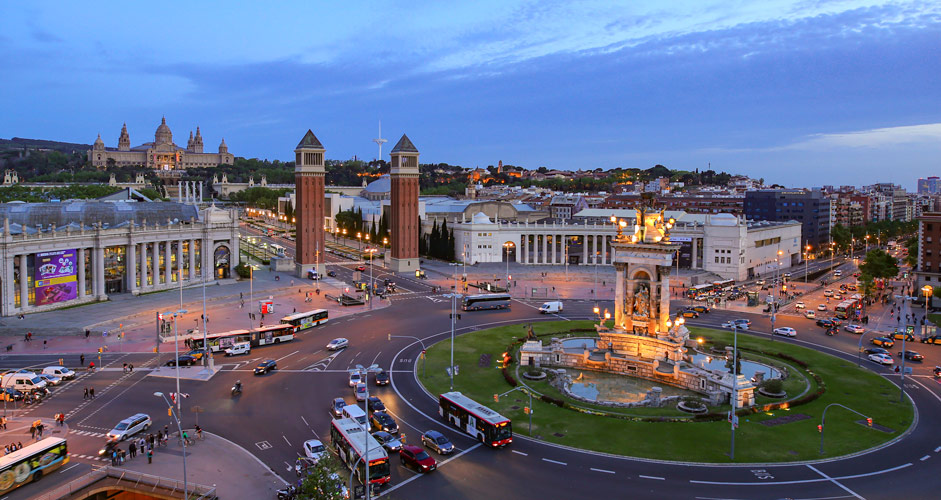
[419,321,913,462]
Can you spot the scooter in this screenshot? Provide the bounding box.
[276,485,296,499]
[231,384,242,397]
[933,366,941,379]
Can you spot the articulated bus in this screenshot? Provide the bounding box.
[686,284,714,299]
[834,298,861,320]
[0,437,68,495]
[713,279,736,290]
[439,391,512,448]
[191,324,295,352]
[462,293,511,311]
[280,309,329,332]
[330,417,391,486]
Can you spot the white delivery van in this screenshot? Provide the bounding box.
[225,342,251,356]
[342,404,368,427]
[1,372,48,393]
[43,366,76,380]
[539,301,563,314]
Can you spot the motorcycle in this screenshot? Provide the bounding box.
[231,384,242,396]
[98,438,119,457]
[933,366,941,379]
[276,485,296,500]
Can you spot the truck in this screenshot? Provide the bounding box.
[1,371,48,394]
[538,301,563,314]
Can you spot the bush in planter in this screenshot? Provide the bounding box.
[761,378,784,394]
[234,263,252,279]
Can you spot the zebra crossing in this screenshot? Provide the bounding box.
[70,428,109,438]
[68,452,108,462]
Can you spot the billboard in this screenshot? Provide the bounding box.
[34,249,78,306]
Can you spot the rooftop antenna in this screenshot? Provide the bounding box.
[373,120,388,161]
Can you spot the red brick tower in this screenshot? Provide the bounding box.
[294,130,326,278]
[389,134,420,273]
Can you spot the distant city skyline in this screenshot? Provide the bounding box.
[1,1,939,191]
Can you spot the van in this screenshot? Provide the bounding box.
[225,342,251,356]
[539,301,563,314]
[107,413,152,441]
[43,366,76,380]
[341,404,368,427]
[307,269,319,280]
[1,372,48,393]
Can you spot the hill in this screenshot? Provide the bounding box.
[0,137,92,154]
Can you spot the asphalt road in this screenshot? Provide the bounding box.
[2,248,939,499]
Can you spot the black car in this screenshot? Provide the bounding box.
[166,355,198,367]
[865,347,890,355]
[0,387,24,402]
[367,396,385,414]
[816,319,834,329]
[331,397,347,418]
[374,371,390,386]
[899,350,924,361]
[254,359,277,375]
[369,412,399,434]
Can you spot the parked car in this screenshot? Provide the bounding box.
[303,439,327,462]
[921,335,941,345]
[166,355,198,367]
[370,412,399,434]
[816,319,834,329]
[349,371,363,387]
[399,445,436,472]
[868,353,894,365]
[374,370,390,386]
[804,310,816,319]
[899,350,924,361]
[844,324,865,333]
[331,397,347,418]
[421,430,454,455]
[373,431,402,452]
[888,331,915,342]
[254,359,277,375]
[773,327,797,337]
[367,396,386,414]
[327,338,349,351]
[871,337,895,348]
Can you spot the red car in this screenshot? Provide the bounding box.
[399,445,436,472]
[355,266,367,272]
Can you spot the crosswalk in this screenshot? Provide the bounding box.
[69,453,108,462]
[70,429,108,438]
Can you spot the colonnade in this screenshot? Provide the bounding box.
[517,233,613,265]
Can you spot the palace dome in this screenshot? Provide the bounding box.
[154,117,172,145]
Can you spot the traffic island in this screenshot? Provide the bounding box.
[417,320,914,463]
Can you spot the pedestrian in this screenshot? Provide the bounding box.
[85,329,90,339]
[43,339,47,349]
[80,354,85,366]
[112,450,118,466]
[89,361,95,371]
[37,424,43,438]
[293,307,296,313]
[90,387,95,399]
[129,441,137,458]
[83,387,89,399]
[129,364,134,373]
[0,416,6,430]
[123,363,128,373]
[147,448,153,464]
[30,425,36,439]
[23,332,28,342]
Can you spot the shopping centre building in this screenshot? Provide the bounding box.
[0,201,239,317]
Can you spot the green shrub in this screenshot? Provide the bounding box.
[762,378,784,394]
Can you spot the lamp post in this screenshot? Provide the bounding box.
[356,232,362,250]
[804,244,811,284]
[366,248,377,309]
[154,391,188,498]
[923,285,933,342]
[865,234,870,254]
[729,322,739,460]
[503,242,512,289]
[249,266,253,329]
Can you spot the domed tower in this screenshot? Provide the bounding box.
[389,134,420,272]
[93,134,105,151]
[193,126,204,153]
[155,117,172,146]
[118,123,130,151]
[294,130,326,278]
[218,138,228,154]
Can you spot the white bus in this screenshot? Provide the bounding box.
[191,324,295,352]
[462,293,511,311]
[280,309,329,333]
[0,437,69,495]
[330,418,391,486]
[439,391,512,448]
[269,243,286,256]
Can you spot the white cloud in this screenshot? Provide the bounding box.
[781,123,941,150]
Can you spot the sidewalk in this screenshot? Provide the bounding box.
[1,266,389,355]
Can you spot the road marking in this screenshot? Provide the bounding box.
[378,443,482,497]
[920,455,931,461]
[935,446,941,453]
[275,350,299,362]
[282,435,292,447]
[590,467,615,474]
[59,463,81,474]
[639,474,665,480]
[371,350,382,367]
[511,450,528,456]
[541,458,566,466]
[904,376,941,404]
[805,464,864,500]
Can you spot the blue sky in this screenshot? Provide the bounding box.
[1,1,939,190]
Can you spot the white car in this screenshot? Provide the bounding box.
[349,371,362,387]
[804,310,816,319]
[845,324,865,334]
[326,338,349,351]
[868,353,894,365]
[354,383,368,402]
[773,327,797,337]
[833,294,842,300]
[722,320,750,330]
[37,373,61,386]
[43,366,76,380]
[303,439,327,462]
[795,302,805,309]
[834,270,843,277]
[817,304,827,311]
[823,289,834,297]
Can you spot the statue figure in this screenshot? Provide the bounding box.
[633,283,650,319]
[524,323,537,341]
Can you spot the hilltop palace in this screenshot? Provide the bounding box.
[88,118,234,170]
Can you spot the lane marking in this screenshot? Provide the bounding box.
[377,443,482,497]
[935,446,941,453]
[59,463,81,474]
[282,435,292,447]
[542,458,566,466]
[805,464,864,500]
[920,455,930,461]
[639,474,665,480]
[590,467,615,474]
[275,350,299,362]
[512,450,528,456]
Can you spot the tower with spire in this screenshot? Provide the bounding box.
[218,138,228,155]
[389,134,420,272]
[118,123,130,151]
[293,129,327,278]
[193,126,204,153]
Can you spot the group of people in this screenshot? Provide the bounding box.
[3,442,23,454]
[29,421,45,439]
[109,427,171,466]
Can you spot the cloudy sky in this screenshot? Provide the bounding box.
[1,1,939,189]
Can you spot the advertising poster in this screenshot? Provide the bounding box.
[34,249,78,306]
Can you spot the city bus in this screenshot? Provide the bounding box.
[462,293,511,311]
[713,279,735,290]
[686,284,714,299]
[0,437,69,495]
[190,324,295,352]
[280,309,329,332]
[330,417,391,486]
[834,298,861,320]
[439,391,513,448]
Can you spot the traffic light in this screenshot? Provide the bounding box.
[523,407,530,414]
[493,394,499,403]
[817,424,823,433]
[866,418,873,427]
[98,347,102,354]
[157,313,163,321]
[387,333,391,341]
[168,407,173,417]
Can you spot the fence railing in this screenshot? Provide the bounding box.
[33,466,218,500]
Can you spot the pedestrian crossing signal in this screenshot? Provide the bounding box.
[524,407,530,414]
[493,394,499,403]
[866,418,873,427]
[817,424,823,433]
[98,348,103,353]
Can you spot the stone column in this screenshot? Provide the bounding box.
[152,242,160,286]
[165,240,172,284]
[3,254,15,313]
[549,234,555,264]
[523,234,529,264]
[95,246,106,298]
[140,243,148,287]
[78,248,87,297]
[189,239,197,281]
[540,234,547,264]
[127,242,137,293]
[18,254,28,309]
[601,235,608,265]
[176,239,184,280]
[614,263,626,328]
[582,234,588,264]
[691,238,698,269]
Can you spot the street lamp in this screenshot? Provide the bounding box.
[804,244,812,284]
[366,248,377,309]
[922,285,933,341]
[356,232,362,250]
[154,391,188,498]
[503,242,512,290]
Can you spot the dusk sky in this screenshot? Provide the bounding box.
[2,1,939,190]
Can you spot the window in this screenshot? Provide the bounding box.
[715,257,719,263]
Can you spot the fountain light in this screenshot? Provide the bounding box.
[697,337,704,344]
[666,320,673,328]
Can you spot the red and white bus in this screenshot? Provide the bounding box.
[330,417,391,486]
[439,391,512,448]
[280,309,329,332]
[190,324,295,352]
